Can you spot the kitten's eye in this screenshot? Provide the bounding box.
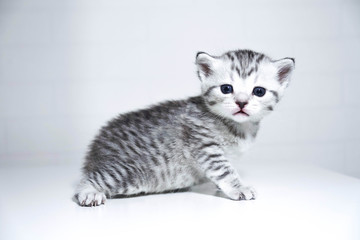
[253,87,266,97]
[220,84,233,94]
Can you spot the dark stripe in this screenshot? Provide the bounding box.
[149,141,157,149]
[208,160,227,165]
[200,154,222,163]
[238,131,245,139]
[136,134,148,146]
[256,54,265,63]
[216,170,231,181]
[151,155,160,166]
[267,106,274,111]
[117,161,137,186]
[206,160,226,171]
[121,184,128,194]
[235,66,240,77]
[231,179,241,188]
[88,177,101,191]
[134,139,142,149]
[190,128,213,139]
[235,51,241,61]
[127,144,140,155]
[182,126,211,143]
[97,171,114,191]
[212,165,224,171]
[247,67,254,76]
[106,167,121,185]
[112,130,130,145]
[186,120,212,132]
[94,172,107,190]
[269,90,279,102]
[199,142,220,150]
[160,171,166,182]
[109,164,124,181]
[121,130,129,141]
[203,86,217,96]
[128,129,138,138]
[101,141,120,154]
[161,152,170,164]
[136,166,147,186]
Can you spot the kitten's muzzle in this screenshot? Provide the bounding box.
[233,109,249,116]
[234,102,249,116]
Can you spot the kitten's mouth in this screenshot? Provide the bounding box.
[234,110,249,116]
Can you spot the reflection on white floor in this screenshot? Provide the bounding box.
[0,162,359,240]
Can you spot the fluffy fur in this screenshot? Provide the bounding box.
[75,49,294,207]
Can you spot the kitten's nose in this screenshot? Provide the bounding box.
[236,101,248,109]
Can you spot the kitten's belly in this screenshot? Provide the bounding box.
[150,163,205,193]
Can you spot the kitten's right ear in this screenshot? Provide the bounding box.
[196,52,216,81]
[274,58,295,86]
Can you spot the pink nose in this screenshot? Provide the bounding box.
[236,101,248,109]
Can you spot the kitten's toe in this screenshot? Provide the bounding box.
[77,192,106,207]
[238,186,257,200]
[94,192,106,205]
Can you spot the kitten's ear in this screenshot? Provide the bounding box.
[196,52,216,81]
[274,58,295,87]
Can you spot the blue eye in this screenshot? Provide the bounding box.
[253,87,266,97]
[220,84,233,94]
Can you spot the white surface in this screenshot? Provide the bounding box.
[0,0,360,178]
[1,162,359,240]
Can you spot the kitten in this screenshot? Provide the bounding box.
[75,49,294,207]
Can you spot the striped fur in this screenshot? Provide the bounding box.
[75,49,294,206]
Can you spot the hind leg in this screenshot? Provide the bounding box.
[75,179,107,207]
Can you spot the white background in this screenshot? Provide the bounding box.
[0,0,359,178]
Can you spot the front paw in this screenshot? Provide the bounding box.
[238,186,257,200]
[77,191,107,207]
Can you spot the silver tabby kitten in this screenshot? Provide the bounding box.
[75,49,294,207]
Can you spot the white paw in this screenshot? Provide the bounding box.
[77,191,107,207]
[238,186,257,200]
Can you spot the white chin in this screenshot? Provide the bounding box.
[232,114,251,123]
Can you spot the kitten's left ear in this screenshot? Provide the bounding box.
[195,52,217,81]
[274,58,295,87]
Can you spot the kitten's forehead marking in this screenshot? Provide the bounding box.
[225,50,267,80]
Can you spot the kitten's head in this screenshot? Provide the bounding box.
[196,50,294,123]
